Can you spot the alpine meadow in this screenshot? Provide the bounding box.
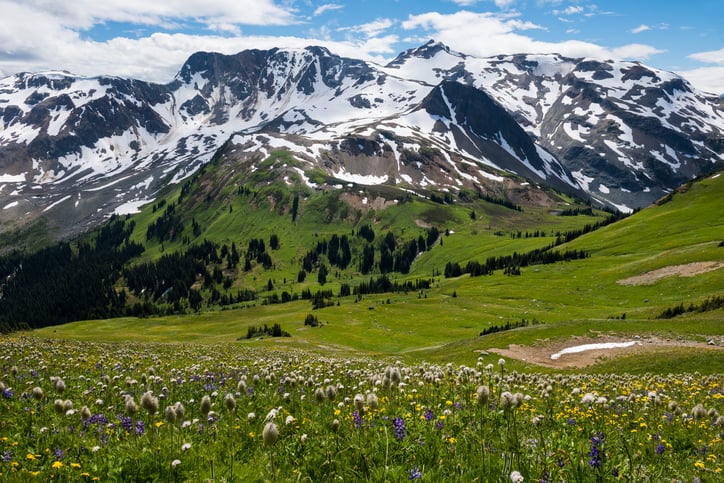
[0,39,723,482]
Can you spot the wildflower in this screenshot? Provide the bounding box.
[70,463,80,469]
[181,443,191,451]
[656,442,665,455]
[125,397,138,416]
[589,433,606,468]
[224,393,236,411]
[52,461,63,469]
[424,409,434,421]
[174,402,185,420]
[171,459,181,468]
[262,422,279,446]
[692,403,707,420]
[248,412,256,422]
[500,391,515,410]
[200,395,212,416]
[140,391,158,415]
[54,378,66,394]
[409,466,422,480]
[325,385,337,401]
[392,417,406,441]
[476,385,490,407]
[353,393,365,412]
[285,415,295,425]
[80,406,91,421]
[510,470,524,482]
[367,392,379,410]
[31,387,44,400]
[300,433,307,443]
[332,418,340,432]
[353,411,363,429]
[315,387,325,403]
[165,406,177,423]
[1,387,12,399]
[135,420,145,436]
[54,399,65,414]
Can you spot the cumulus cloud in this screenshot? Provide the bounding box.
[689,47,724,65]
[401,11,663,61]
[678,66,724,94]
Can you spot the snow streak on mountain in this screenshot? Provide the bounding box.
[0,41,722,237]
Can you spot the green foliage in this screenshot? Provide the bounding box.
[0,338,721,481]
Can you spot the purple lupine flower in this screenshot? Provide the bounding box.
[435,420,444,431]
[2,450,11,463]
[557,456,565,468]
[353,411,363,429]
[656,442,665,455]
[588,432,606,468]
[393,417,406,441]
[54,448,64,460]
[539,470,550,483]
[119,415,133,432]
[612,467,619,477]
[408,466,422,480]
[1,387,13,399]
[135,420,145,436]
[424,409,434,421]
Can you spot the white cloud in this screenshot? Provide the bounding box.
[450,0,481,6]
[401,11,663,61]
[631,24,651,34]
[553,6,583,15]
[494,0,516,8]
[689,47,724,65]
[678,66,724,94]
[313,4,344,17]
[339,18,395,39]
[611,43,665,59]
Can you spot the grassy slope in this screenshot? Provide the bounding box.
[32,166,724,373]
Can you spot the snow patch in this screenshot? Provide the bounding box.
[550,341,639,360]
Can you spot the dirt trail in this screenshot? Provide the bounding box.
[487,335,723,369]
[617,261,723,286]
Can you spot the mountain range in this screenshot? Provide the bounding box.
[0,40,722,240]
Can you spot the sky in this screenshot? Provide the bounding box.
[0,0,721,94]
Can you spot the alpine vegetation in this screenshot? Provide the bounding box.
[0,338,721,481]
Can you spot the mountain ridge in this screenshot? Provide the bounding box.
[0,41,722,241]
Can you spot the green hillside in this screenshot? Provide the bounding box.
[11,149,720,373]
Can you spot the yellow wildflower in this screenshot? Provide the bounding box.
[52,461,63,469]
[71,463,81,469]
[155,421,164,428]
[694,461,705,469]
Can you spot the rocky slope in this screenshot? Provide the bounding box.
[0,41,721,239]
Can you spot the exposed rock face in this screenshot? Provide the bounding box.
[0,41,721,239]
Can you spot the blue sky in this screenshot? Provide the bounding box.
[0,0,721,93]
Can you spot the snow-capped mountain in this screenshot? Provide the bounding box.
[0,41,722,238]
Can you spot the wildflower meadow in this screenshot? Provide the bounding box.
[0,337,722,481]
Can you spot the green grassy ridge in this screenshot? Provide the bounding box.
[26,163,724,372]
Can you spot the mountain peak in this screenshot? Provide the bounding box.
[386,40,463,68]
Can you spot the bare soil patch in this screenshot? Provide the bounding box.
[487,335,723,369]
[617,261,723,286]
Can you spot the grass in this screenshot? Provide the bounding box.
[18,162,724,374]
